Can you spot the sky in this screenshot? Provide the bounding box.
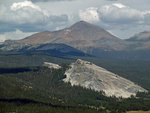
[0,0,150,42]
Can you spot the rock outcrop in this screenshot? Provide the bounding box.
[44,62,61,69]
[63,59,147,98]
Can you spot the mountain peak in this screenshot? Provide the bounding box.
[75,20,89,24]
[3,21,126,53]
[72,21,92,26]
[70,21,103,30]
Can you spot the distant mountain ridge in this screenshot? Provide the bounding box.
[127,31,150,42]
[1,21,150,59]
[127,31,150,50]
[14,21,128,52]
[31,43,89,57]
[0,42,88,57]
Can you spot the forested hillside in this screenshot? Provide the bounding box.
[0,53,150,113]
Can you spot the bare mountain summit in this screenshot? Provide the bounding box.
[63,59,147,98]
[17,21,127,53]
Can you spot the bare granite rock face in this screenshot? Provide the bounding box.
[44,62,61,69]
[63,59,148,98]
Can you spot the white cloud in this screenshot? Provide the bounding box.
[79,7,100,23]
[0,1,49,25]
[0,0,69,32]
[0,29,36,41]
[10,1,50,24]
[11,0,49,16]
[77,2,150,39]
[98,3,144,24]
[78,3,150,25]
[31,0,75,2]
[112,3,126,8]
[142,11,150,25]
[0,35,6,42]
[11,1,41,11]
[1,0,150,40]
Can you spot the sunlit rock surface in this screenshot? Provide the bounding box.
[44,62,61,69]
[63,59,147,98]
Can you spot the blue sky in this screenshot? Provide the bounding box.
[0,0,150,42]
